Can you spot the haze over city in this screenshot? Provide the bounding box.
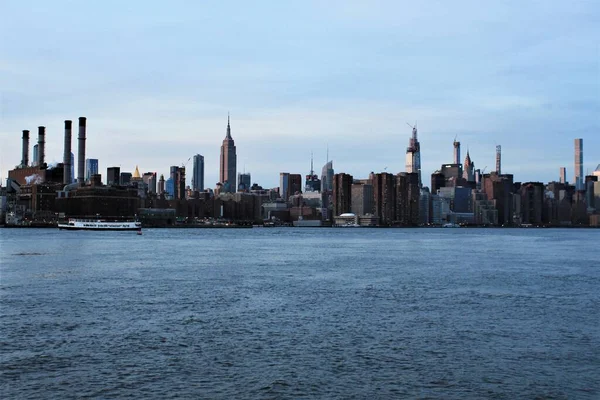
[1,0,598,187]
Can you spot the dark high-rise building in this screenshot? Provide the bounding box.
[395,172,420,225]
[431,171,445,195]
[107,167,120,186]
[192,154,204,192]
[351,183,373,216]
[483,172,514,226]
[219,116,237,192]
[440,163,463,186]
[520,182,544,225]
[279,173,290,201]
[176,167,186,200]
[120,172,132,186]
[321,161,334,219]
[371,172,395,226]
[574,139,583,190]
[289,174,302,197]
[332,173,353,217]
[238,172,251,192]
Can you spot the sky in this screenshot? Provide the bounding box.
[1,0,598,188]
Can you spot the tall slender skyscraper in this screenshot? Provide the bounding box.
[559,167,566,184]
[192,154,204,192]
[405,123,422,187]
[574,139,583,190]
[219,115,237,192]
[453,139,460,165]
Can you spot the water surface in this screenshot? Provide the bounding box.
[1,228,599,399]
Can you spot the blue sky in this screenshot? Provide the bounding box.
[1,0,598,188]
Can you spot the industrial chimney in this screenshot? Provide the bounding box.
[496,145,501,175]
[37,126,46,167]
[21,130,30,168]
[63,120,72,184]
[77,117,86,185]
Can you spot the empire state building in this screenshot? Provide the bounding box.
[220,115,237,192]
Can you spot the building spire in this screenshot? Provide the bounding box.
[226,113,232,139]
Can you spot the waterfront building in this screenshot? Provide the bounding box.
[482,172,514,226]
[574,139,583,190]
[219,116,237,192]
[351,183,373,216]
[438,186,472,213]
[419,187,431,225]
[85,159,98,183]
[395,172,420,225]
[332,173,353,217]
[520,182,545,225]
[371,172,395,226]
[192,154,204,192]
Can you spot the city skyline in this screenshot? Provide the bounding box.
[0,1,598,187]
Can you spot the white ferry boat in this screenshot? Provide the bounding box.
[58,218,141,231]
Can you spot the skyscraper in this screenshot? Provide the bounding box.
[237,172,251,192]
[332,173,353,217]
[453,139,460,165]
[574,139,583,190]
[463,151,475,182]
[85,158,99,182]
[219,115,237,192]
[32,144,39,167]
[280,172,290,201]
[405,124,422,187]
[71,153,75,183]
[192,154,204,192]
[107,167,120,186]
[559,167,566,184]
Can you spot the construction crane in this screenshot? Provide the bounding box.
[181,157,191,168]
[481,166,487,174]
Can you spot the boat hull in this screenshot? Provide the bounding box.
[58,225,141,231]
[58,219,141,231]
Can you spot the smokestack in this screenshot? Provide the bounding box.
[21,130,30,167]
[63,120,72,184]
[37,126,46,167]
[77,117,86,185]
[495,145,501,175]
